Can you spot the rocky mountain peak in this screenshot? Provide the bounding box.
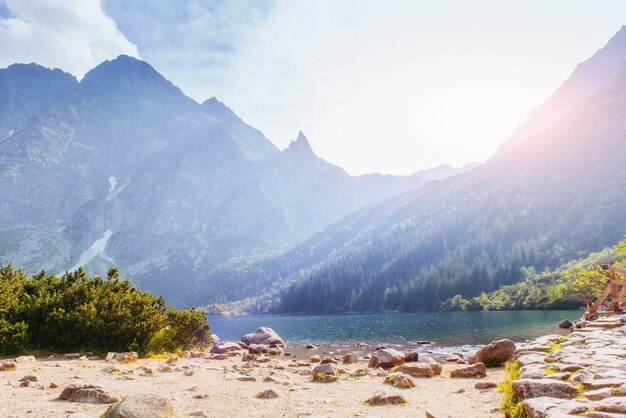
[285,131,314,156]
[201,96,239,121]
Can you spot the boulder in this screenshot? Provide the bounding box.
[470,339,516,367]
[365,390,407,405]
[368,348,405,369]
[559,320,573,329]
[384,373,416,388]
[521,397,589,418]
[106,352,138,363]
[256,389,279,399]
[58,384,121,404]
[422,357,442,375]
[209,334,220,346]
[15,356,36,363]
[404,351,419,362]
[512,379,579,399]
[397,364,435,378]
[267,347,283,356]
[594,397,626,414]
[64,353,81,360]
[248,344,268,354]
[0,362,16,371]
[320,357,337,364]
[242,354,258,362]
[211,342,241,354]
[312,363,339,383]
[103,393,179,417]
[241,327,285,347]
[450,363,487,378]
[342,353,358,364]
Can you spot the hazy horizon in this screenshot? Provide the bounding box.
[1,0,625,175]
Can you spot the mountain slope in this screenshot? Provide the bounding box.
[492,25,626,159]
[218,39,626,313]
[0,55,430,305]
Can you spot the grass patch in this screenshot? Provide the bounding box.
[498,360,527,418]
[542,367,558,375]
[548,343,564,353]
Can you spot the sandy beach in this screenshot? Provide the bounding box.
[0,347,506,418]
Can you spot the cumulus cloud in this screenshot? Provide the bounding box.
[0,0,138,77]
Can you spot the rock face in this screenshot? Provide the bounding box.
[512,379,579,399]
[397,364,435,378]
[241,328,284,347]
[449,363,487,378]
[470,339,516,367]
[367,348,405,369]
[312,363,339,382]
[58,384,121,404]
[103,393,179,417]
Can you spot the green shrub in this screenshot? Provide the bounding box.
[0,264,210,356]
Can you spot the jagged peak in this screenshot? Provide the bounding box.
[201,96,239,121]
[285,131,314,155]
[1,62,77,82]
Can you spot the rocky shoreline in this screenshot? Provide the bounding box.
[510,315,626,417]
[2,320,624,417]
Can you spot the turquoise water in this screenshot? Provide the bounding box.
[208,310,582,346]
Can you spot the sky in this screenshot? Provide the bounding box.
[0,1,625,175]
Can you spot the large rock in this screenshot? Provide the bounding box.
[312,363,339,382]
[208,334,220,345]
[342,353,358,364]
[470,339,516,367]
[106,352,138,363]
[367,348,405,369]
[103,393,179,417]
[58,384,121,404]
[397,364,435,378]
[521,397,588,418]
[512,379,579,399]
[449,363,487,378]
[241,327,284,347]
[247,344,268,354]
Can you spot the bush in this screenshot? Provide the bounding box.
[0,264,210,355]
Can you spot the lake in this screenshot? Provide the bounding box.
[208,310,581,347]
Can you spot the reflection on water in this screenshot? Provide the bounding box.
[208,310,582,346]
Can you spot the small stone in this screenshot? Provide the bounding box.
[236,376,256,382]
[475,381,497,389]
[19,375,38,382]
[165,355,178,364]
[384,373,416,388]
[256,389,279,399]
[193,394,209,399]
[365,390,407,405]
[320,357,337,364]
[0,362,16,371]
[50,382,59,388]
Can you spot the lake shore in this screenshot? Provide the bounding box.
[0,350,506,418]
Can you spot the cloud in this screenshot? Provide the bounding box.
[0,0,138,77]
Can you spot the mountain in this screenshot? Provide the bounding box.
[411,163,480,181]
[0,55,432,305]
[492,25,626,159]
[212,30,626,313]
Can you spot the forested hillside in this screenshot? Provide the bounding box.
[201,27,626,313]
